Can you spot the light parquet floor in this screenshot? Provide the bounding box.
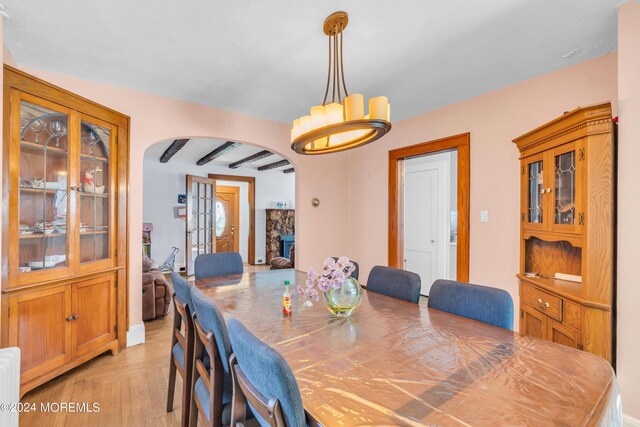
[19,264,270,427]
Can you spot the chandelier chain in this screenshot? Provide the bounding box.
[335,31,341,103]
[340,25,349,98]
[322,35,331,106]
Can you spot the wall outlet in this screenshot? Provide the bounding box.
[480,211,489,223]
[257,259,264,263]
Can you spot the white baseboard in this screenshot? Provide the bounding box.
[126,323,145,347]
[624,414,640,427]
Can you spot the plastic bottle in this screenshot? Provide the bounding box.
[282,280,292,316]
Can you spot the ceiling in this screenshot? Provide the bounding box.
[144,138,291,171]
[3,0,623,123]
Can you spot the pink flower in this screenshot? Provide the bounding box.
[297,285,305,296]
[345,262,355,277]
[306,278,315,288]
[318,277,332,292]
[307,268,317,280]
[336,256,350,270]
[332,269,345,283]
[324,257,336,268]
[332,280,342,289]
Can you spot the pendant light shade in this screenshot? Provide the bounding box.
[290,11,391,155]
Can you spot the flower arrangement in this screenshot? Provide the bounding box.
[298,256,356,310]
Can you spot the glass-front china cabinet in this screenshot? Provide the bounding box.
[2,66,129,396]
[514,103,614,364]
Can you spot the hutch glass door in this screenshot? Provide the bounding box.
[78,118,113,269]
[551,142,582,234]
[522,153,546,232]
[16,99,71,282]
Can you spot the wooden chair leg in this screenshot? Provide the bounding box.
[189,394,199,427]
[181,372,192,427]
[167,358,177,412]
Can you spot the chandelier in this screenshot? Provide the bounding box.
[290,11,391,155]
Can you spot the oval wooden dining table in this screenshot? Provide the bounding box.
[194,269,621,426]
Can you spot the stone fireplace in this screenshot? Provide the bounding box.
[266,209,295,263]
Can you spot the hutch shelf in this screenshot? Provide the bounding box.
[513,103,615,363]
[1,66,129,395]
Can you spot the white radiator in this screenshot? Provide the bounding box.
[0,347,20,427]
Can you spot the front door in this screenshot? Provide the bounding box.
[186,175,216,276]
[215,186,240,253]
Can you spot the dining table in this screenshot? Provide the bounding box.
[194,269,621,426]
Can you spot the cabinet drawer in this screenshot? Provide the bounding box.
[522,284,562,322]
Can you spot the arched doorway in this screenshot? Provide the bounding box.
[142,137,296,276]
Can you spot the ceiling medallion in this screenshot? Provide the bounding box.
[290,11,391,155]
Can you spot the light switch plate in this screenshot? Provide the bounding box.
[480,210,489,223]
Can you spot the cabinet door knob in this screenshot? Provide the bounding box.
[70,186,80,192]
[543,302,549,309]
[72,314,79,320]
[546,188,551,193]
[66,316,73,321]
[537,298,542,304]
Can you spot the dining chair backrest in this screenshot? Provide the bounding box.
[428,279,514,330]
[171,271,193,308]
[167,272,195,425]
[228,319,306,427]
[190,286,234,374]
[194,252,244,280]
[332,257,360,281]
[366,266,421,304]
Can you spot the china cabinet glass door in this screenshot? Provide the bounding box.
[521,153,546,232]
[77,116,115,271]
[14,97,73,283]
[551,142,582,234]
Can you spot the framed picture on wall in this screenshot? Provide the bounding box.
[178,193,187,204]
[174,206,187,219]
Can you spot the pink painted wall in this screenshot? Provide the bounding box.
[347,53,618,308]
[1,63,351,329]
[617,1,640,420]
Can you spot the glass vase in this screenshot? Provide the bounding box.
[323,277,363,317]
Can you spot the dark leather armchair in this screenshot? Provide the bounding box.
[142,258,171,321]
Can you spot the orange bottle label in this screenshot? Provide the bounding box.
[282,295,292,315]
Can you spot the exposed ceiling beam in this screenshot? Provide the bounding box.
[196,141,239,166]
[229,150,273,169]
[282,168,295,174]
[258,159,290,171]
[159,138,189,163]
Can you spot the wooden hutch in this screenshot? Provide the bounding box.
[513,103,615,363]
[1,66,129,395]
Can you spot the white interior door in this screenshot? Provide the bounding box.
[404,156,449,296]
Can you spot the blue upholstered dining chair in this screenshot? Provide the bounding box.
[194,252,244,280]
[228,319,307,427]
[167,271,196,426]
[428,279,514,330]
[366,266,421,304]
[189,286,235,427]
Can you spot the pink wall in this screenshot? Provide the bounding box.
[1,64,351,329]
[347,53,618,310]
[617,1,640,420]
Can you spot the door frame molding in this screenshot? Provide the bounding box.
[388,133,470,282]
[208,174,256,265]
